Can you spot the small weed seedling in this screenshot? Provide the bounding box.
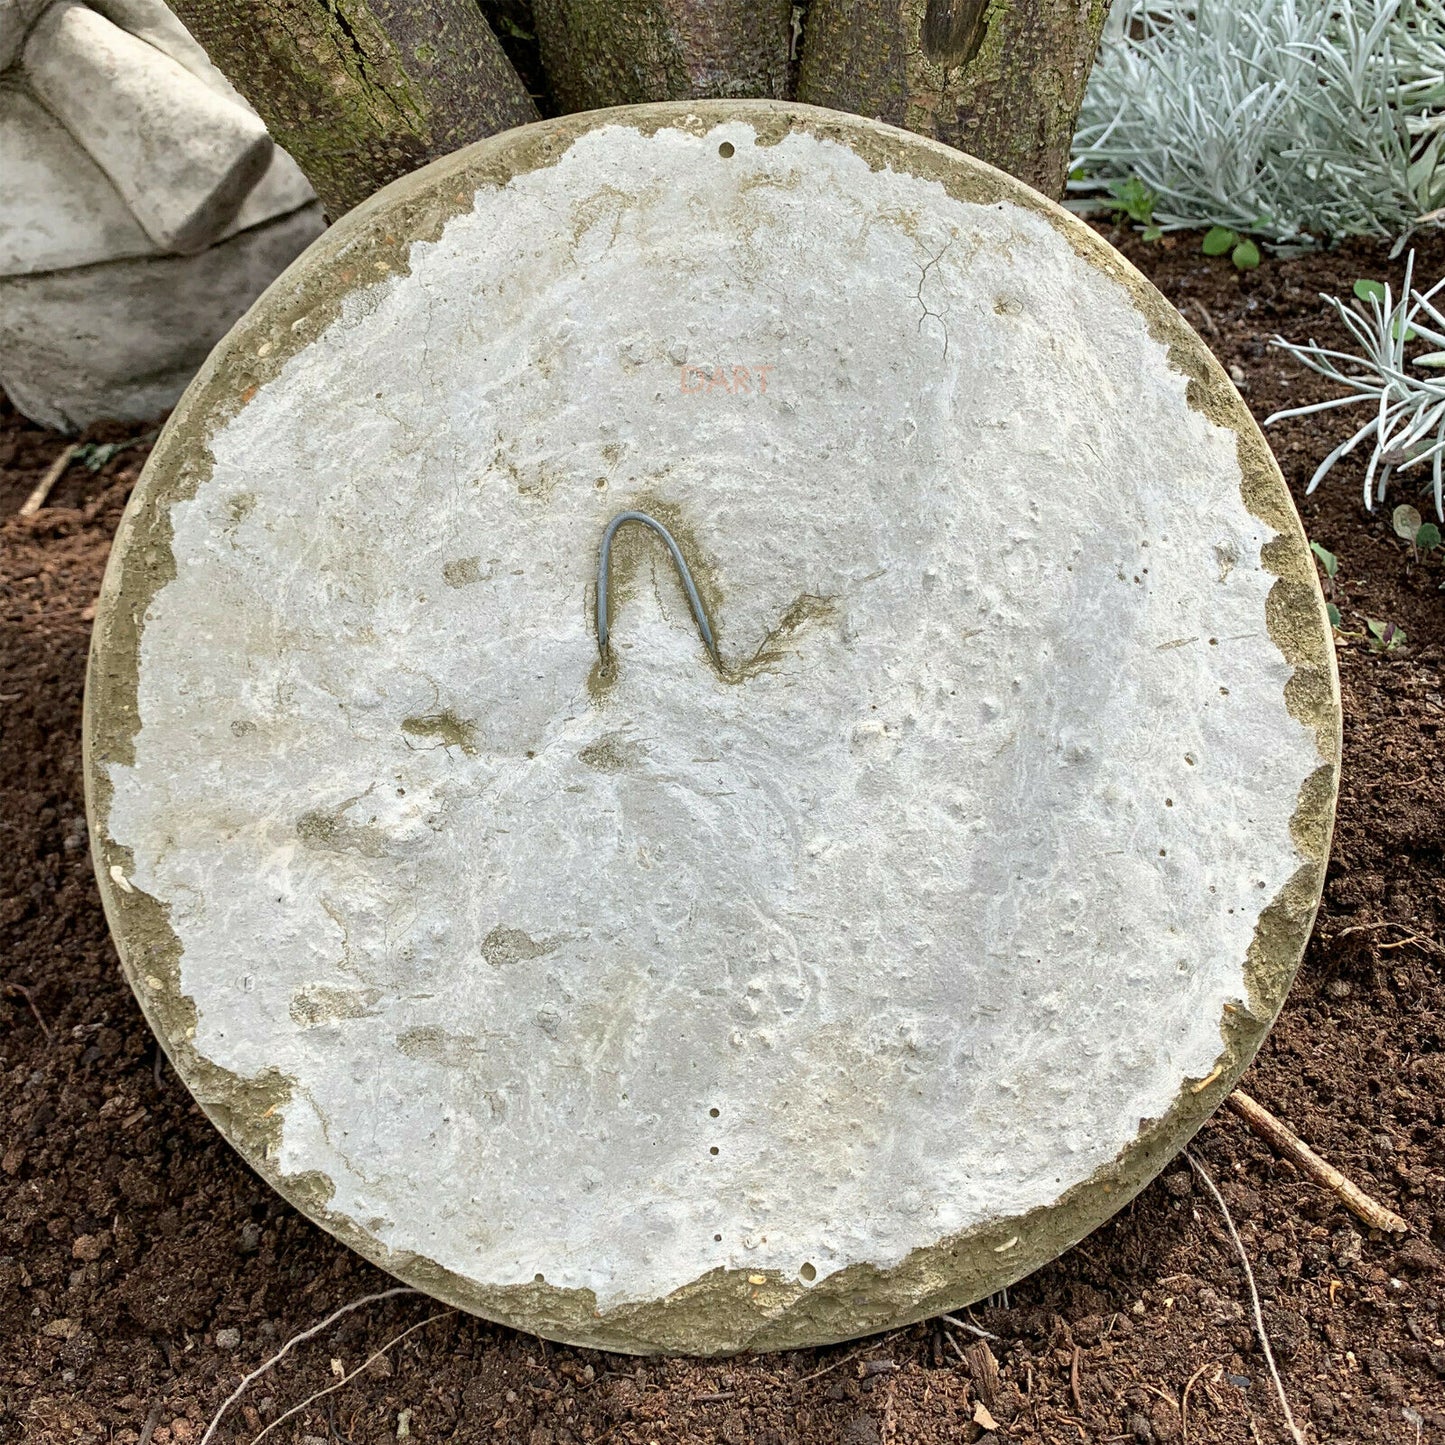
[1202,226,1260,271]
[1366,618,1407,654]
[1393,503,1442,562]
[72,435,154,472]
[1108,177,1162,242]
[1310,541,1342,628]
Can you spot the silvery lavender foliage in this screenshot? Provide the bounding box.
[1269,252,1445,518]
[1071,0,1445,249]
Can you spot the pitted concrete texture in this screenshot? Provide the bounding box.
[86,102,1340,1354]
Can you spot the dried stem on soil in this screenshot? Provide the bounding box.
[249,1310,455,1445]
[137,1400,163,1445]
[1227,1089,1409,1234]
[2,981,51,1039]
[198,1287,421,1445]
[1187,1151,1306,1445]
[794,1345,867,1383]
[1181,1359,1221,1444]
[19,444,76,518]
[940,1311,1000,1341]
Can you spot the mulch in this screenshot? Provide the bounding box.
[2,223,1443,1445]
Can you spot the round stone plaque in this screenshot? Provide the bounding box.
[85,102,1340,1354]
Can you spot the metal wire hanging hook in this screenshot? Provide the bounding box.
[596,510,717,661]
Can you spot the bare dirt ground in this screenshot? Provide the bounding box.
[2,228,1443,1445]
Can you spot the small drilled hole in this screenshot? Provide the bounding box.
[534,1273,545,1284]
[714,1233,723,1242]
[709,1146,719,1156]
[718,141,735,159]
[709,1107,720,1118]
[799,1262,817,1282]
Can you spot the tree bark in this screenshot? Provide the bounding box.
[797,0,1113,199]
[533,0,792,113]
[165,0,537,219]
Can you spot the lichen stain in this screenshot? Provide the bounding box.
[570,184,635,248]
[290,984,383,1027]
[578,734,644,772]
[296,805,387,857]
[734,592,836,678]
[482,926,557,968]
[401,710,478,754]
[442,556,483,587]
[397,1025,485,1067]
[226,492,257,526]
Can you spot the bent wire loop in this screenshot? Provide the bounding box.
[596,510,717,660]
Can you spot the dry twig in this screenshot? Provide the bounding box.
[795,1345,867,1384]
[137,1401,164,1445]
[1187,1151,1305,1445]
[19,444,78,518]
[940,1311,1000,1342]
[1181,1360,1221,1444]
[198,1287,421,1445]
[1334,920,1443,954]
[1227,1089,1408,1234]
[249,1310,454,1445]
[2,981,51,1040]
[1377,934,1439,954]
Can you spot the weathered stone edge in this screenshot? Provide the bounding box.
[81,99,1342,1356]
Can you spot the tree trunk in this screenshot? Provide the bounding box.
[533,0,792,113]
[165,0,537,218]
[797,0,1112,199]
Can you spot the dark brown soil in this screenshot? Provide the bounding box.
[3,227,1443,1445]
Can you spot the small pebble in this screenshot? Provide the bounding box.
[215,1327,241,1350]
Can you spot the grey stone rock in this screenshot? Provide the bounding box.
[0,0,50,71]
[0,203,322,429]
[22,1,272,254]
[0,1,323,428]
[0,85,154,274]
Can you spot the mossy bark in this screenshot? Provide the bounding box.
[166,0,537,218]
[797,0,1113,198]
[532,0,792,113]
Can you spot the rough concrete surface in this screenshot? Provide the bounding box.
[86,103,1340,1354]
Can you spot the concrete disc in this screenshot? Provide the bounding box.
[85,101,1340,1355]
